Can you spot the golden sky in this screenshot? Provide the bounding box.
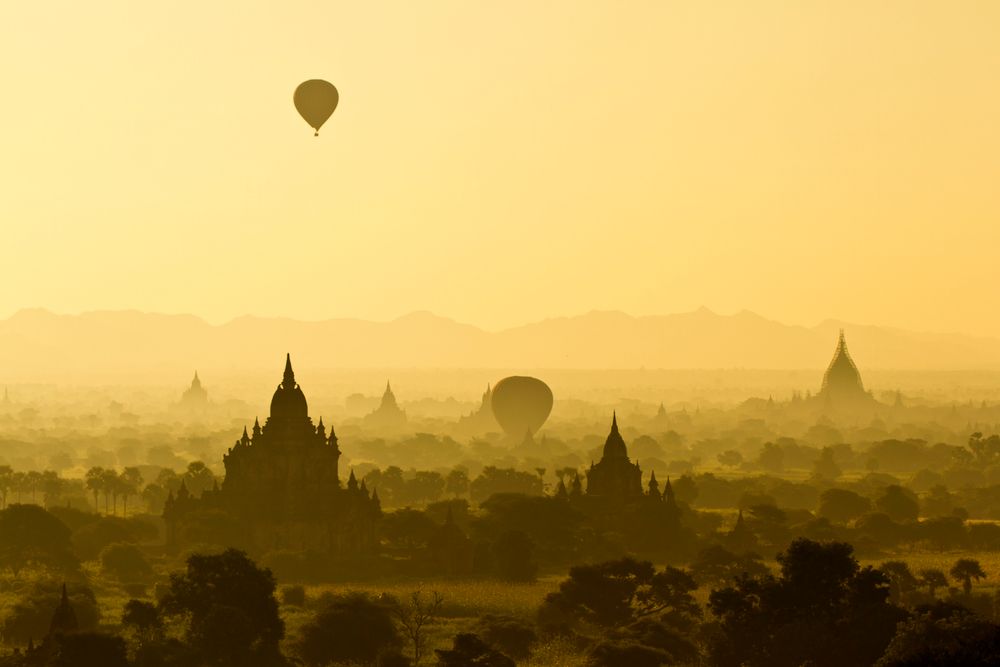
[1,2,998,334]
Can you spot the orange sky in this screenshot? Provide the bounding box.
[1,2,998,335]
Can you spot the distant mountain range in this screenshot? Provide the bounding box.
[0,308,998,380]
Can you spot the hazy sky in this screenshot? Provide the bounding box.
[2,2,998,334]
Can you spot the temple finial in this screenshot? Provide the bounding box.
[611,411,619,433]
[283,353,295,386]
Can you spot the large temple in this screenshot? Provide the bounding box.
[817,330,876,407]
[164,355,380,556]
[586,413,643,500]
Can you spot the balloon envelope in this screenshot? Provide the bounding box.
[294,80,339,135]
[490,376,553,438]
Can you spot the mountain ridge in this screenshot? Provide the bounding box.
[0,307,998,379]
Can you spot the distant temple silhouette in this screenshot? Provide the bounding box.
[817,330,876,408]
[363,381,407,430]
[180,371,208,405]
[456,384,500,434]
[586,413,643,500]
[165,355,380,556]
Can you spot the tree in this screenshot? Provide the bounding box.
[1,582,100,644]
[41,470,66,507]
[391,590,443,665]
[470,467,543,503]
[182,461,217,497]
[818,489,872,525]
[876,603,1000,666]
[949,558,986,595]
[0,504,78,575]
[381,509,437,550]
[435,633,514,667]
[296,593,401,666]
[11,471,26,503]
[445,468,470,497]
[756,442,784,472]
[812,447,842,480]
[101,468,120,514]
[101,542,154,583]
[879,561,918,604]
[587,640,674,667]
[0,465,13,508]
[543,558,698,629]
[474,615,537,661]
[918,568,948,598]
[24,470,43,503]
[707,539,906,667]
[403,470,445,505]
[159,548,285,666]
[119,467,143,517]
[717,450,743,469]
[476,494,584,566]
[492,530,537,582]
[52,632,130,667]
[875,485,919,523]
[85,466,105,512]
[122,599,163,646]
[71,515,158,561]
[690,545,768,586]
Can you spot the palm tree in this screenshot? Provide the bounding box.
[119,467,143,517]
[950,559,986,595]
[101,469,120,515]
[918,568,948,598]
[24,471,43,504]
[11,472,26,503]
[0,465,13,508]
[85,466,106,512]
[41,470,61,507]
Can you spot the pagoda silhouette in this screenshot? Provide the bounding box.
[165,355,380,556]
[816,330,877,409]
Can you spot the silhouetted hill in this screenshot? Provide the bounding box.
[0,308,998,381]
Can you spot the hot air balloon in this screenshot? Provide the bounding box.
[294,80,339,136]
[490,376,553,439]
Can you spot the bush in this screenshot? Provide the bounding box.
[72,516,157,560]
[475,614,537,660]
[296,593,401,666]
[100,542,154,583]
[588,641,673,667]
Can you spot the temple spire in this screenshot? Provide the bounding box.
[648,470,661,499]
[611,411,619,434]
[283,353,295,386]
